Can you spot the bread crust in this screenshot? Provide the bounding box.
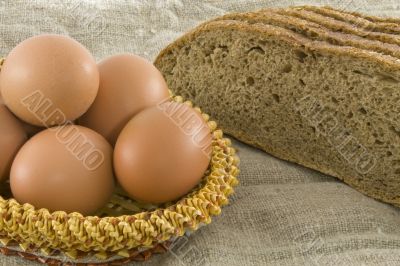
[210,10,400,58]
[275,8,400,46]
[155,19,400,72]
[293,5,400,34]
[321,5,400,25]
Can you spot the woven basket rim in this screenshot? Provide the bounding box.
[0,83,240,260]
[0,241,170,265]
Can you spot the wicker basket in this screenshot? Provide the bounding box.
[0,66,240,264]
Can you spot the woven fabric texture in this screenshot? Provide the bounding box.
[1,0,400,265]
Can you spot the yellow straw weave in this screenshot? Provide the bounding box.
[0,77,240,260]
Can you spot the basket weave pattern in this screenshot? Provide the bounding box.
[0,70,240,260]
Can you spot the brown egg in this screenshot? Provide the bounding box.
[0,103,27,182]
[0,34,99,127]
[22,123,44,138]
[114,102,212,204]
[79,54,169,145]
[10,125,114,215]
[0,91,43,137]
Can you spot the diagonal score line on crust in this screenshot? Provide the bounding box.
[211,10,400,59]
[322,5,400,24]
[156,19,400,72]
[296,5,400,34]
[274,8,400,47]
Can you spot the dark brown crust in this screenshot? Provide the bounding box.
[212,10,400,59]
[295,5,400,34]
[323,5,400,24]
[0,243,169,265]
[274,8,400,46]
[155,20,400,73]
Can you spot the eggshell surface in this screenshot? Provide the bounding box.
[0,93,43,137]
[79,54,169,145]
[0,34,99,127]
[10,125,114,215]
[0,103,27,182]
[114,102,212,204]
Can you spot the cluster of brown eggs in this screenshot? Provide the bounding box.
[0,34,212,216]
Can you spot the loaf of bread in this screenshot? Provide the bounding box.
[154,6,400,207]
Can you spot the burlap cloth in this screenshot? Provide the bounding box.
[1,0,400,265]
